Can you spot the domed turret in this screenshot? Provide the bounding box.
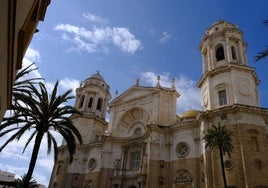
[200,20,247,73]
[198,20,259,111]
[75,72,111,119]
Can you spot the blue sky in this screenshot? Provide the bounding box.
[0,0,268,186]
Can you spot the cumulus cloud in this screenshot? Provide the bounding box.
[159,31,172,43]
[24,47,41,63]
[54,13,142,54]
[45,78,80,97]
[37,158,54,173]
[59,78,80,94]
[83,12,108,25]
[21,47,43,80]
[140,71,201,114]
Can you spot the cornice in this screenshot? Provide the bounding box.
[71,113,108,125]
[103,130,150,144]
[197,63,258,87]
[200,104,268,120]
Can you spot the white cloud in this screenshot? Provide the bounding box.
[24,47,41,63]
[0,163,28,178]
[33,171,50,187]
[83,12,108,25]
[159,31,172,43]
[37,158,54,173]
[54,13,142,54]
[112,28,142,54]
[140,71,201,114]
[45,78,80,97]
[59,78,80,95]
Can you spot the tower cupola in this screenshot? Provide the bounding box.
[75,72,111,119]
[198,20,260,111]
[200,20,248,73]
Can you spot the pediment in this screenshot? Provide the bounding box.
[110,86,159,106]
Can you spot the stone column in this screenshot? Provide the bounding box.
[201,51,207,73]
[226,37,231,62]
[238,40,244,64]
[209,45,214,70]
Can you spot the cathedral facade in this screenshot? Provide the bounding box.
[49,21,268,188]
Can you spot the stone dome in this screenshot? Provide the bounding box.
[85,72,105,82]
[206,20,238,35]
[81,72,110,92]
[180,110,200,119]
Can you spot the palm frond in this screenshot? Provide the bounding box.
[255,48,268,62]
[22,131,38,154]
[202,123,233,157]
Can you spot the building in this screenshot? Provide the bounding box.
[0,0,50,121]
[49,21,268,188]
[0,170,15,188]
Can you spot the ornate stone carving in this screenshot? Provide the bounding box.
[174,169,192,188]
[114,159,121,176]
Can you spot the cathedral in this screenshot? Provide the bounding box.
[49,20,268,188]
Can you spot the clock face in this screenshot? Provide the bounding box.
[238,84,250,96]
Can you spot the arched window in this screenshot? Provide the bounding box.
[216,45,225,61]
[53,182,58,188]
[94,135,99,142]
[218,90,227,106]
[88,97,93,108]
[79,95,85,108]
[97,98,103,111]
[231,46,237,59]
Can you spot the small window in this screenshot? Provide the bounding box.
[133,128,142,137]
[130,151,141,170]
[53,182,58,188]
[218,90,227,106]
[224,160,233,170]
[231,46,237,60]
[94,135,99,142]
[88,97,93,108]
[251,137,259,151]
[97,98,103,111]
[216,45,225,61]
[88,158,97,171]
[254,159,263,169]
[79,95,85,108]
[176,142,190,158]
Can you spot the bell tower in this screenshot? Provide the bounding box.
[197,20,260,110]
[75,72,111,119]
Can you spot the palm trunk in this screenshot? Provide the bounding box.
[23,131,44,188]
[219,146,227,188]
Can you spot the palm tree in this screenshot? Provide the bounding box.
[13,63,41,95]
[14,174,39,188]
[0,81,82,188]
[10,63,42,113]
[255,20,268,61]
[202,123,233,188]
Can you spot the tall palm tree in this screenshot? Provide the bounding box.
[13,63,41,95]
[202,123,233,188]
[0,81,82,188]
[14,174,39,188]
[10,63,42,113]
[255,20,268,62]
